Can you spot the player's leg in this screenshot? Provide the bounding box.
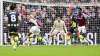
[49,33,55,41]
[29,26,47,45]
[29,34,36,45]
[81,26,89,45]
[76,32,88,45]
[23,26,37,43]
[35,28,48,45]
[37,34,48,45]
[10,35,15,47]
[14,27,19,46]
[60,31,67,43]
[23,32,32,45]
[49,30,58,45]
[76,27,83,39]
[67,31,72,45]
[13,27,19,49]
[76,28,88,45]
[14,34,19,46]
[78,26,81,33]
[15,36,18,42]
[23,32,32,46]
[9,27,17,50]
[23,34,35,46]
[9,33,17,50]
[82,26,86,37]
[77,26,89,45]
[77,27,85,41]
[11,35,17,50]
[23,27,32,43]
[66,27,74,45]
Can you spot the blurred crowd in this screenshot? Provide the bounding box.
[3,2,100,36]
[11,0,100,3]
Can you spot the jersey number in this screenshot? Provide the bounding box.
[11,15,16,22]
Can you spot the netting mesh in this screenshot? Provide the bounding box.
[2,1,100,45]
[4,0,100,3]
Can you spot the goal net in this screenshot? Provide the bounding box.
[1,0,100,45]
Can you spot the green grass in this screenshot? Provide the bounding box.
[0,45,100,56]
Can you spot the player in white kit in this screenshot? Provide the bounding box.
[49,16,67,45]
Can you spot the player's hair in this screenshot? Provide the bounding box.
[57,15,61,18]
[10,4,16,10]
[30,15,34,18]
[78,7,82,11]
[57,15,63,19]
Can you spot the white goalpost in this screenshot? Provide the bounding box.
[0,0,3,45]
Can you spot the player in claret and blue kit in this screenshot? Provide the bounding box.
[23,15,47,46]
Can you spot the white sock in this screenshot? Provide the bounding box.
[67,41,71,45]
[13,44,16,50]
[83,38,88,43]
[49,37,52,45]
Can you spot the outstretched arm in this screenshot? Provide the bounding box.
[30,19,38,27]
[63,22,67,33]
[50,21,56,33]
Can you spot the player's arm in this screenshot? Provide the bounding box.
[68,15,73,23]
[82,13,88,19]
[63,21,67,33]
[30,19,38,26]
[4,17,8,22]
[4,14,8,22]
[50,21,56,33]
[82,13,88,24]
[18,16,21,22]
[18,13,21,23]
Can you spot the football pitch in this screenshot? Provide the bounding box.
[0,45,100,56]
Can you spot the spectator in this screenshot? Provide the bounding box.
[62,15,67,22]
[16,4,21,13]
[26,9,30,14]
[51,13,56,22]
[44,17,52,33]
[35,8,41,20]
[66,0,70,3]
[19,15,26,30]
[91,8,96,17]
[41,0,48,3]
[85,9,91,17]
[90,0,95,2]
[41,8,47,18]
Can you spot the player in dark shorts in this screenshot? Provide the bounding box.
[4,4,21,50]
[67,8,88,46]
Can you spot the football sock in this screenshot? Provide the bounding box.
[37,36,45,43]
[79,35,84,40]
[11,39,14,46]
[23,36,29,42]
[15,36,18,41]
[11,39,16,50]
[30,37,34,44]
[79,35,88,42]
[67,36,71,45]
